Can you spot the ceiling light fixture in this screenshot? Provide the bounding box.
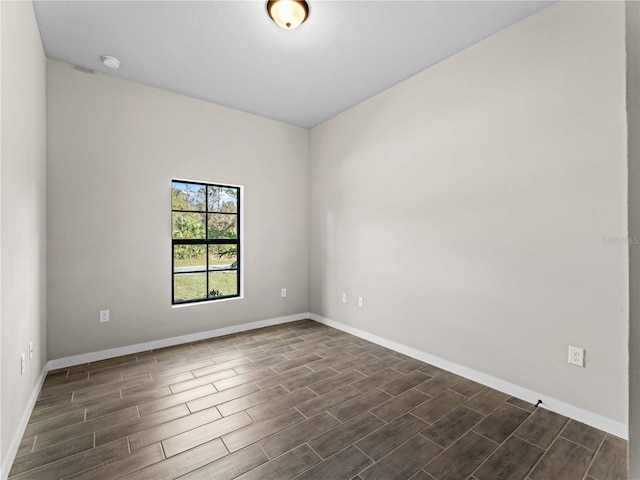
[266,0,309,30]
[101,55,120,69]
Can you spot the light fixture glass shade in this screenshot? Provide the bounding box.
[267,0,309,30]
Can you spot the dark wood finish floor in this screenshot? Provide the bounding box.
[9,319,627,479]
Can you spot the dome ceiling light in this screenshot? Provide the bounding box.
[266,0,309,30]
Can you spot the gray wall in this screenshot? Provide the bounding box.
[0,0,48,472]
[46,60,309,359]
[627,0,639,475]
[309,1,628,424]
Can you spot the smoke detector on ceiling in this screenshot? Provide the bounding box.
[101,55,120,69]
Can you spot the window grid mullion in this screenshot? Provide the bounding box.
[172,240,237,245]
[205,184,209,298]
[172,209,236,215]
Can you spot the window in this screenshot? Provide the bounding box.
[172,180,241,304]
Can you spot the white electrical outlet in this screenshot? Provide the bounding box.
[342,293,347,304]
[568,346,585,367]
[358,297,364,307]
[100,310,110,323]
[21,353,26,375]
[29,342,34,360]
[281,288,287,298]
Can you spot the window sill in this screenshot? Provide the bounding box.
[171,295,243,308]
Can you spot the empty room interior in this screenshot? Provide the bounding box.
[1,0,639,479]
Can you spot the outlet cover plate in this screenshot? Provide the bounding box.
[568,345,585,367]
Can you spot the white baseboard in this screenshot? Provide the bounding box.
[48,312,311,370]
[1,365,48,480]
[309,313,628,440]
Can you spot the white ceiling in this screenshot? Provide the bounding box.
[34,1,551,128]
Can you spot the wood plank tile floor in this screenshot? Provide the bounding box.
[9,319,628,480]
